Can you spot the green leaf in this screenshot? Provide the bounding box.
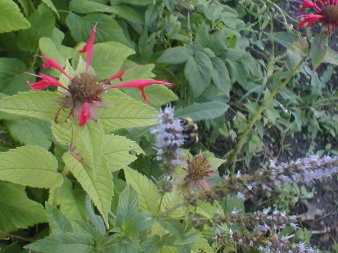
[175,102,229,121]
[0,58,31,95]
[46,205,73,235]
[39,37,66,68]
[0,181,46,231]
[123,167,161,213]
[52,121,72,145]
[184,51,212,98]
[7,119,52,149]
[0,146,62,188]
[70,0,118,13]
[158,47,191,64]
[210,57,231,97]
[65,13,131,47]
[42,0,59,18]
[25,233,96,253]
[103,134,144,172]
[99,96,157,131]
[75,121,105,172]
[116,186,138,226]
[91,42,134,80]
[112,5,144,24]
[63,150,113,225]
[17,4,55,52]
[58,179,88,222]
[311,34,328,70]
[116,0,153,5]
[0,0,31,33]
[0,91,66,121]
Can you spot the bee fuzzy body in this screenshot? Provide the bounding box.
[179,117,199,148]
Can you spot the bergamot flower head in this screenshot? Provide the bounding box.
[27,23,174,126]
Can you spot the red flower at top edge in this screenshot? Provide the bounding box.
[27,23,174,126]
[296,0,338,32]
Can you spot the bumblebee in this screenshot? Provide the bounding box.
[179,117,199,148]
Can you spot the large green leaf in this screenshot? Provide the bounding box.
[65,13,131,47]
[17,4,55,52]
[63,140,113,226]
[112,5,144,24]
[175,102,229,121]
[46,205,73,235]
[58,179,87,222]
[116,0,153,5]
[25,233,96,253]
[184,50,212,98]
[99,96,157,131]
[311,34,328,70]
[39,37,66,68]
[116,186,138,227]
[0,91,66,120]
[0,181,46,231]
[0,58,31,95]
[0,0,31,33]
[7,119,52,149]
[103,134,144,172]
[123,168,160,214]
[157,47,191,64]
[0,146,62,188]
[210,57,231,97]
[91,42,134,80]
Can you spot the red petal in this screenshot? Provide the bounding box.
[38,55,72,80]
[27,73,68,90]
[79,102,90,126]
[104,80,174,89]
[29,80,51,90]
[79,23,98,73]
[100,68,125,86]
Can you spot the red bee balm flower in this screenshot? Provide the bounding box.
[27,24,173,126]
[297,0,338,32]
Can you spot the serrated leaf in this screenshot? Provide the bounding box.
[46,205,73,235]
[91,42,134,80]
[210,57,231,96]
[124,167,160,214]
[0,181,46,231]
[75,121,105,172]
[0,58,31,95]
[17,4,55,52]
[184,51,212,98]
[0,91,66,120]
[0,146,62,188]
[58,179,87,222]
[63,152,113,226]
[158,47,191,64]
[311,34,328,69]
[52,121,72,145]
[25,233,96,253]
[0,0,31,33]
[175,102,229,121]
[65,13,131,47]
[99,96,157,131]
[103,134,144,172]
[116,186,138,226]
[7,119,52,149]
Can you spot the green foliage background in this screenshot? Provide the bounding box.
[0,0,337,252]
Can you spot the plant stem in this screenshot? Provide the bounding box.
[0,230,34,243]
[225,53,309,174]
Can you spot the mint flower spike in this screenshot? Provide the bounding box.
[296,0,338,32]
[26,24,174,126]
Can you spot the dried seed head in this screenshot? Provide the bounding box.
[320,5,338,22]
[69,72,101,103]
